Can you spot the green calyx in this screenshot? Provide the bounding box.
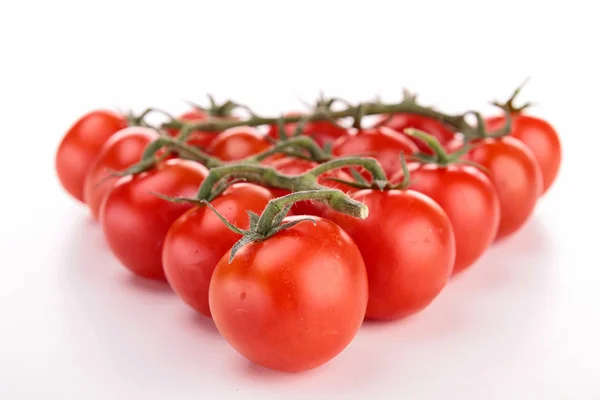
[191,95,242,118]
[201,189,367,262]
[491,77,535,114]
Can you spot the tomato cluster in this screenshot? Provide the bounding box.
[55,90,561,373]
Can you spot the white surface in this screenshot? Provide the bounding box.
[1,1,599,399]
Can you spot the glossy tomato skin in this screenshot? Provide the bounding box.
[207,126,271,161]
[266,111,349,147]
[100,159,209,281]
[83,127,159,220]
[375,113,456,154]
[209,216,368,372]
[398,164,501,274]
[268,157,355,216]
[162,183,273,317]
[165,109,228,150]
[56,110,128,202]
[332,127,418,179]
[464,137,542,241]
[486,114,561,194]
[323,190,455,320]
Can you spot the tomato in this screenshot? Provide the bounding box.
[393,164,500,274]
[100,159,209,280]
[207,126,272,161]
[375,113,456,155]
[162,183,273,317]
[56,110,128,202]
[486,114,561,194]
[323,189,455,320]
[266,111,303,140]
[83,127,159,220]
[268,157,354,216]
[331,127,418,179]
[209,216,368,372]
[267,111,349,147]
[461,137,542,241]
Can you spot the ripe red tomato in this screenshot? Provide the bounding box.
[209,216,368,372]
[462,137,543,241]
[268,157,354,216]
[162,183,273,317]
[56,110,128,202]
[207,126,272,161]
[375,113,456,154]
[267,112,349,147]
[323,189,455,320]
[331,127,418,179]
[83,127,159,221]
[100,159,209,280]
[165,109,226,150]
[486,114,561,194]
[394,164,500,274]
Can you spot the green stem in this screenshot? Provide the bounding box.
[141,138,167,161]
[161,101,481,138]
[248,136,330,163]
[256,189,368,235]
[309,156,388,181]
[160,136,222,168]
[195,164,300,200]
[404,128,451,164]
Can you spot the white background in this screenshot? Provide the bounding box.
[1,1,599,399]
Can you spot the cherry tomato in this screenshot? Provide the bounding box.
[323,189,455,320]
[165,109,227,150]
[83,127,159,220]
[267,112,349,147]
[486,114,561,194]
[163,183,273,317]
[56,110,128,202]
[100,159,209,280]
[462,137,542,241]
[332,127,418,179]
[207,126,272,161]
[209,216,368,372]
[393,164,500,274]
[268,157,354,216]
[375,113,456,155]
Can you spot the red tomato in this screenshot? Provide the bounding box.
[332,127,418,179]
[267,111,348,147]
[323,190,455,320]
[207,126,272,161]
[393,164,500,274]
[268,157,354,216]
[375,113,456,154]
[209,216,368,372]
[162,183,273,317]
[486,114,561,194]
[266,111,303,140]
[56,110,128,202]
[462,137,542,241]
[100,159,209,280]
[164,109,226,150]
[83,127,159,221]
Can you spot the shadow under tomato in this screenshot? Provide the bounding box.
[225,334,384,395]
[184,309,222,337]
[490,214,554,257]
[121,274,172,295]
[57,212,233,380]
[357,213,557,346]
[450,214,556,293]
